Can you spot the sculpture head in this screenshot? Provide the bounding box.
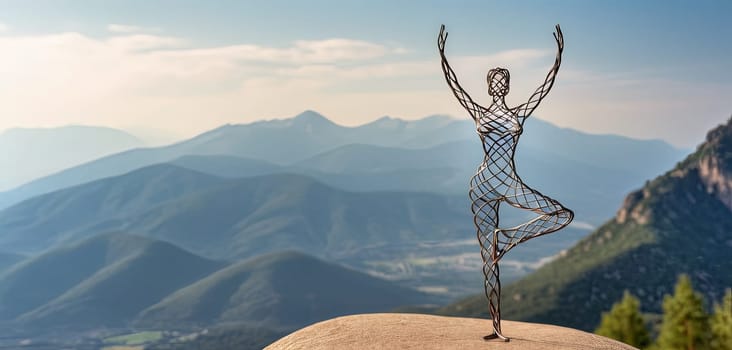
[487,68,510,97]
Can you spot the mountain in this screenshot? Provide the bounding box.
[439,117,732,331]
[294,140,644,224]
[0,233,223,329]
[100,173,469,260]
[518,118,684,176]
[0,112,686,212]
[0,168,470,258]
[0,164,224,254]
[170,155,282,178]
[0,125,144,192]
[171,138,677,225]
[0,111,347,210]
[350,114,457,147]
[137,251,433,329]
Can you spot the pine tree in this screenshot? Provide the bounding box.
[655,274,711,350]
[710,289,732,350]
[595,290,651,348]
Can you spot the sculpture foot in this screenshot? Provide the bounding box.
[483,332,510,342]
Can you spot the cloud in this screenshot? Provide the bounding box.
[0,30,414,134]
[107,34,187,51]
[153,38,404,65]
[107,24,159,34]
[0,29,727,147]
[0,22,8,33]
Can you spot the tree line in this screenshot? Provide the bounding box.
[595,274,731,349]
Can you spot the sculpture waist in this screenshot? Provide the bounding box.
[478,130,522,140]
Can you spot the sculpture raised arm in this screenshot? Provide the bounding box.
[513,24,564,123]
[439,25,483,120]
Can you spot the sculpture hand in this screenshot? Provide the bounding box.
[553,24,564,53]
[438,25,448,53]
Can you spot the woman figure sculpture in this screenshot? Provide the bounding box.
[438,24,574,341]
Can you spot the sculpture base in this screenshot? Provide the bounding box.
[484,332,510,342]
[265,313,637,350]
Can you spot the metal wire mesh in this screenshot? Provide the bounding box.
[438,24,574,341]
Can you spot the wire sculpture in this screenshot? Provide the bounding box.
[438,24,574,342]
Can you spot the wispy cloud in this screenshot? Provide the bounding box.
[154,38,404,64]
[0,27,728,147]
[107,24,159,34]
[0,29,414,134]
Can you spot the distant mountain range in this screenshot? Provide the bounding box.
[0,233,223,328]
[0,111,687,227]
[0,233,431,332]
[439,117,732,331]
[137,250,432,329]
[0,125,144,192]
[0,166,470,259]
[0,164,223,253]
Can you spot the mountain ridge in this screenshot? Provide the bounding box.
[0,111,686,212]
[0,164,225,254]
[0,232,223,325]
[0,168,470,259]
[0,125,144,192]
[137,250,434,329]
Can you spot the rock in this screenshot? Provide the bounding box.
[266,313,637,350]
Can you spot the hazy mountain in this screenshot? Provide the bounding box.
[106,173,469,260]
[351,114,457,147]
[519,118,685,176]
[0,111,686,212]
[0,164,224,253]
[397,116,686,177]
[125,126,186,147]
[439,117,732,331]
[0,160,591,301]
[0,168,470,258]
[0,233,223,329]
[0,125,144,192]
[169,155,283,178]
[170,140,673,225]
[295,142,469,174]
[297,140,650,224]
[137,251,433,329]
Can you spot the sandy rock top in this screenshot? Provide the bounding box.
[266,313,637,350]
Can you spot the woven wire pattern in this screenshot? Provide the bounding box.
[438,24,574,341]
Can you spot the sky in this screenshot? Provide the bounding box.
[0,0,730,147]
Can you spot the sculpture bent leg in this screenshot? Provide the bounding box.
[502,183,574,245]
[471,181,574,342]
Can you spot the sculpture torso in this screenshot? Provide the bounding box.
[474,100,522,196]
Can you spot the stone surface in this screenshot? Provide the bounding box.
[266,313,637,350]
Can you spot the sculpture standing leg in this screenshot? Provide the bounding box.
[471,195,509,341]
[482,232,509,341]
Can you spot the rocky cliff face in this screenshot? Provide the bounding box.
[441,117,732,331]
[698,120,732,211]
[617,118,732,224]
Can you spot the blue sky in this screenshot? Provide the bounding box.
[0,0,730,146]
